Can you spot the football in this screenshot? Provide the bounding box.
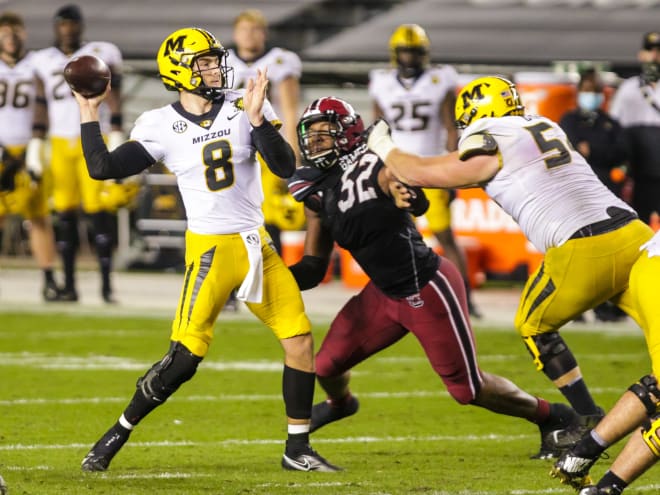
[63,54,111,98]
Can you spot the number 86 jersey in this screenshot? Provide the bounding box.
[462,114,635,253]
[130,89,279,235]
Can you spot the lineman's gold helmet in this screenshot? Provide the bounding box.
[157,27,233,100]
[455,76,524,128]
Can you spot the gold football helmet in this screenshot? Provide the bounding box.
[389,24,430,77]
[455,76,524,129]
[157,27,233,100]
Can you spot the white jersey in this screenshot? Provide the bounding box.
[609,75,660,127]
[130,90,279,235]
[0,51,38,146]
[226,47,301,116]
[461,115,635,253]
[32,42,122,138]
[368,65,458,155]
[641,230,660,258]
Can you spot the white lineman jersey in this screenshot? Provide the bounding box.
[130,89,279,235]
[461,115,635,253]
[0,52,38,146]
[32,42,122,138]
[368,65,458,155]
[226,47,301,116]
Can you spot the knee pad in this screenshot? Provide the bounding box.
[522,332,577,379]
[629,374,660,416]
[642,413,660,458]
[137,342,202,403]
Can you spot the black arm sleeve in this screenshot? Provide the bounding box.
[81,122,155,180]
[288,255,330,291]
[250,119,296,178]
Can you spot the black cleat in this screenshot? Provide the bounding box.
[310,396,359,433]
[548,408,605,453]
[533,403,580,459]
[578,487,621,495]
[550,445,604,491]
[42,281,62,302]
[0,473,6,495]
[81,425,130,472]
[102,288,117,304]
[59,288,79,302]
[281,445,342,472]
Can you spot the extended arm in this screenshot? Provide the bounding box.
[367,119,500,188]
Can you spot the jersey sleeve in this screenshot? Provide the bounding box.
[129,111,165,162]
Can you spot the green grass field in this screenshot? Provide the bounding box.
[0,310,656,494]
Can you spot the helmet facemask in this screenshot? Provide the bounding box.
[395,47,428,79]
[298,115,341,170]
[188,48,234,100]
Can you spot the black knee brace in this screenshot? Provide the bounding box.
[523,332,577,379]
[629,374,660,416]
[137,342,202,404]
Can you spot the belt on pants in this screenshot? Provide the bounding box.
[569,209,637,240]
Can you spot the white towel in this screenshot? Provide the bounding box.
[236,230,263,303]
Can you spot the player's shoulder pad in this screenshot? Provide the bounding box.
[458,132,498,161]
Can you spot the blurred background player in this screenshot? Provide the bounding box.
[0,11,61,301]
[610,32,660,225]
[27,4,126,303]
[367,75,655,457]
[369,24,481,318]
[74,27,338,473]
[559,68,629,323]
[227,8,305,254]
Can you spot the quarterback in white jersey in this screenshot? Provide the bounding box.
[73,27,339,474]
[0,11,61,301]
[368,75,655,458]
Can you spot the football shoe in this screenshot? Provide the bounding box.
[281,445,342,472]
[310,395,359,433]
[578,487,622,495]
[42,280,62,302]
[548,407,605,452]
[533,403,580,459]
[81,424,131,472]
[0,473,7,495]
[550,446,605,490]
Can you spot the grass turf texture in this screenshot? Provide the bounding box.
[0,311,654,494]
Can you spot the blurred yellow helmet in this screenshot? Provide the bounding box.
[157,27,233,100]
[455,76,524,128]
[388,24,430,77]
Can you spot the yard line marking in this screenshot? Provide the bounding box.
[0,387,630,406]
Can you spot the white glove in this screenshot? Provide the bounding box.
[25,137,46,179]
[366,119,396,162]
[107,130,125,152]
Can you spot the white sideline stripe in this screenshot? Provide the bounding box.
[0,434,535,451]
[0,352,647,371]
[0,387,628,406]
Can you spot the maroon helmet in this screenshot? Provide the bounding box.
[297,97,365,170]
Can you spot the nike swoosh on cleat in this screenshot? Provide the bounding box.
[283,455,312,471]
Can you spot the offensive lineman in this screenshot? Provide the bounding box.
[369,24,480,318]
[74,27,338,473]
[288,96,582,459]
[367,75,655,458]
[27,4,126,303]
[0,11,61,301]
[552,230,660,493]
